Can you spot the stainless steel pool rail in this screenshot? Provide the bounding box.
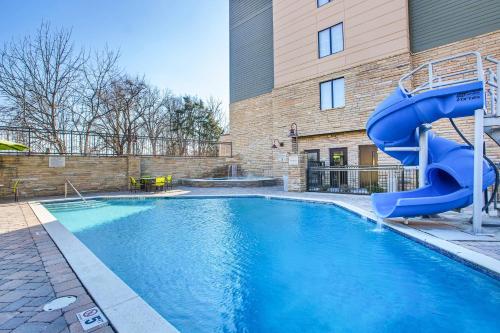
[64,179,87,204]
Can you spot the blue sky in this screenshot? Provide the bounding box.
[0,0,229,112]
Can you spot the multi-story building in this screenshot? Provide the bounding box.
[229,0,500,178]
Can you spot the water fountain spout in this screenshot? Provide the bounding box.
[228,164,238,178]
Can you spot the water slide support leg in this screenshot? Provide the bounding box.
[472,108,484,234]
[418,124,431,188]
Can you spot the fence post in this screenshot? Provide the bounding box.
[28,128,31,156]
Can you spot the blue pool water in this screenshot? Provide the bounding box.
[46,197,500,333]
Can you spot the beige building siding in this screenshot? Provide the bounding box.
[273,0,410,87]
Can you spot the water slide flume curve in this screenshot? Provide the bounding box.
[366,81,495,218]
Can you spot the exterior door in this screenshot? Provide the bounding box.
[305,149,320,166]
[359,145,378,188]
[305,149,323,190]
[329,148,347,187]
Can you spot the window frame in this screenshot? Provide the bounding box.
[317,0,331,8]
[319,77,345,111]
[305,149,320,162]
[317,22,344,59]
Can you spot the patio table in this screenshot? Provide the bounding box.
[140,177,156,192]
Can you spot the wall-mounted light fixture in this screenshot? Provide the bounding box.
[288,122,298,138]
[271,139,284,149]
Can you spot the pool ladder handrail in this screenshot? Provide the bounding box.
[64,179,87,204]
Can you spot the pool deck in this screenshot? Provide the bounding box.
[0,203,114,333]
[1,186,500,332]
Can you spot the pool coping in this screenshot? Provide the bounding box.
[29,201,180,333]
[29,193,500,332]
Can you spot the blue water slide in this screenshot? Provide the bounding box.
[366,81,496,218]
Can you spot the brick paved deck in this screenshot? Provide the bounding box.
[0,203,114,333]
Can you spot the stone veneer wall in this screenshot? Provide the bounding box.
[0,155,239,199]
[286,154,307,192]
[0,155,138,198]
[229,92,274,176]
[229,31,500,181]
[140,156,239,179]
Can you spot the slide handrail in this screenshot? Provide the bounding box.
[485,56,499,117]
[399,51,484,96]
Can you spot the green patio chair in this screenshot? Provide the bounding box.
[129,177,141,192]
[12,180,20,202]
[154,176,166,192]
[166,175,173,190]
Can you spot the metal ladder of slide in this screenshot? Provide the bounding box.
[484,56,500,146]
[483,56,500,215]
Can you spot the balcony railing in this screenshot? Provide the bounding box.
[0,126,232,157]
[307,165,418,195]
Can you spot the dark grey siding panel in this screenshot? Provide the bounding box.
[409,0,500,52]
[230,0,274,103]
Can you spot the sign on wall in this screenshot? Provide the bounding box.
[288,154,299,166]
[49,156,66,168]
[277,152,288,163]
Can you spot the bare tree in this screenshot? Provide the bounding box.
[74,48,120,154]
[197,96,225,155]
[96,76,147,155]
[0,23,227,157]
[0,23,86,153]
[139,88,171,155]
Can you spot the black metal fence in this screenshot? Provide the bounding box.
[307,165,419,195]
[0,126,232,157]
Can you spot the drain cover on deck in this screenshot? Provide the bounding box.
[43,296,77,311]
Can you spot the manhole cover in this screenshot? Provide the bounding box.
[43,296,77,311]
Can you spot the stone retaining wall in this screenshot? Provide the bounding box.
[140,156,239,180]
[0,155,239,199]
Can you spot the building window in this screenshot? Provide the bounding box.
[318,23,343,58]
[305,149,321,166]
[320,78,345,110]
[317,0,331,7]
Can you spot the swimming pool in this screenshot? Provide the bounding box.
[45,197,500,333]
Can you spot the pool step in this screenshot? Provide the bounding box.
[44,200,109,211]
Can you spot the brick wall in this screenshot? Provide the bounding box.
[229,92,274,176]
[0,155,240,199]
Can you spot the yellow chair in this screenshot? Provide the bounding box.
[129,177,141,192]
[166,175,173,190]
[12,180,20,202]
[154,177,166,192]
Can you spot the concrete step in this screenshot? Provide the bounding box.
[44,200,108,211]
